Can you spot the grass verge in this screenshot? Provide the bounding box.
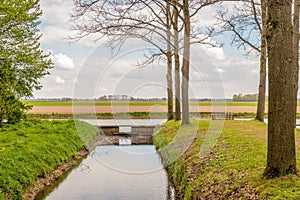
[0,119,98,200]
[154,120,300,199]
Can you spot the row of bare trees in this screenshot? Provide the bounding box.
[71,0,300,177]
[71,0,220,125]
[71,0,273,125]
[215,0,267,121]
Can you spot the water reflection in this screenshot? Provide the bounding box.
[41,145,172,200]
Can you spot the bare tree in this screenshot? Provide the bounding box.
[174,0,221,125]
[72,0,221,124]
[256,0,267,121]
[216,0,267,121]
[71,0,177,120]
[180,0,191,125]
[166,1,175,120]
[264,0,297,178]
[172,0,181,121]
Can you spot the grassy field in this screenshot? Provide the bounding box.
[23,100,262,107]
[154,120,300,199]
[0,119,98,200]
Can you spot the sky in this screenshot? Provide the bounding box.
[34,0,262,99]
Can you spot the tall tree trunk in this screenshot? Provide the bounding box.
[173,0,181,121]
[293,0,299,127]
[166,2,174,121]
[264,0,296,178]
[181,0,190,125]
[256,0,267,121]
[167,50,174,121]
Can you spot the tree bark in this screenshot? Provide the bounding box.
[181,0,191,125]
[293,0,299,128]
[255,0,267,121]
[167,50,174,121]
[264,0,297,178]
[173,0,181,121]
[166,1,174,121]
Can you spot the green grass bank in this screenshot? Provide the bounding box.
[0,119,99,200]
[153,120,300,199]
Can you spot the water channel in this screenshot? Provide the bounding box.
[36,119,173,200]
[40,117,296,199]
[36,145,173,200]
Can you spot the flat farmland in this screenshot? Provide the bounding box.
[24,100,262,107]
[23,100,265,114]
[24,100,300,114]
[24,100,168,107]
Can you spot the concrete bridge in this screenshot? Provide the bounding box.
[99,125,156,136]
[91,125,158,146]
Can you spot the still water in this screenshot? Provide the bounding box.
[38,145,173,200]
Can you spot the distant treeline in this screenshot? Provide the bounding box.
[232,94,300,102]
[232,93,258,101]
[26,94,300,102]
[23,97,233,102]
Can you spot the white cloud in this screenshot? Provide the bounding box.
[205,47,226,60]
[54,76,65,84]
[40,26,69,44]
[40,25,103,48]
[191,38,225,61]
[196,5,219,26]
[39,0,106,48]
[35,1,273,99]
[251,67,259,74]
[214,68,226,74]
[52,53,75,70]
[40,0,73,26]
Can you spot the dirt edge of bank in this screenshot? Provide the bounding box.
[22,149,88,200]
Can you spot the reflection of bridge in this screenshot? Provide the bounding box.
[93,125,157,145]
